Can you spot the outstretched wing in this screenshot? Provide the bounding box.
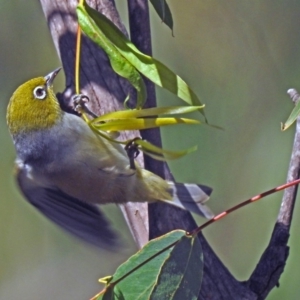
[16,165,118,249]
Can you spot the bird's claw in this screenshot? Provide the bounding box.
[125,138,142,170]
[71,94,98,118]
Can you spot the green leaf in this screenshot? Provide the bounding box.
[78,1,208,122]
[150,235,203,300]
[96,230,204,300]
[93,117,199,131]
[135,139,197,160]
[88,123,197,160]
[91,105,204,122]
[281,100,300,130]
[76,4,146,108]
[97,230,185,300]
[150,0,174,33]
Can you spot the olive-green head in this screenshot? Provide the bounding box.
[7,68,62,137]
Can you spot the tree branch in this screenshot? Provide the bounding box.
[127,1,256,299]
[40,0,148,249]
[247,89,300,298]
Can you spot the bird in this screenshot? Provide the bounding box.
[6,68,213,248]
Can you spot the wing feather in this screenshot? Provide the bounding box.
[16,166,118,249]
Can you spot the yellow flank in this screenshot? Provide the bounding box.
[7,77,61,135]
[137,168,172,201]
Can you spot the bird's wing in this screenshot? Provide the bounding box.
[16,165,118,249]
[62,113,136,177]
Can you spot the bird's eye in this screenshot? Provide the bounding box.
[33,86,47,100]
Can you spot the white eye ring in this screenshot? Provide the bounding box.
[33,86,47,100]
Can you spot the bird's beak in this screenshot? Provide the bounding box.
[44,67,62,87]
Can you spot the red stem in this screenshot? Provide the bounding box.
[189,178,300,235]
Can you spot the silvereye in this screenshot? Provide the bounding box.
[6,68,213,248]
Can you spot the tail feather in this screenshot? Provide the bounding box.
[166,182,214,219]
[138,169,213,218]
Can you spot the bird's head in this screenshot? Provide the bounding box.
[7,68,62,137]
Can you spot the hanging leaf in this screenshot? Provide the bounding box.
[91,105,204,122]
[281,100,300,131]
[150,0,174,33]
[135,139,197,160]
[93,117,199,132]
[76,1,208,122]
[87,105,202,159]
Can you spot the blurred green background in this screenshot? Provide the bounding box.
[1,0,300,299]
